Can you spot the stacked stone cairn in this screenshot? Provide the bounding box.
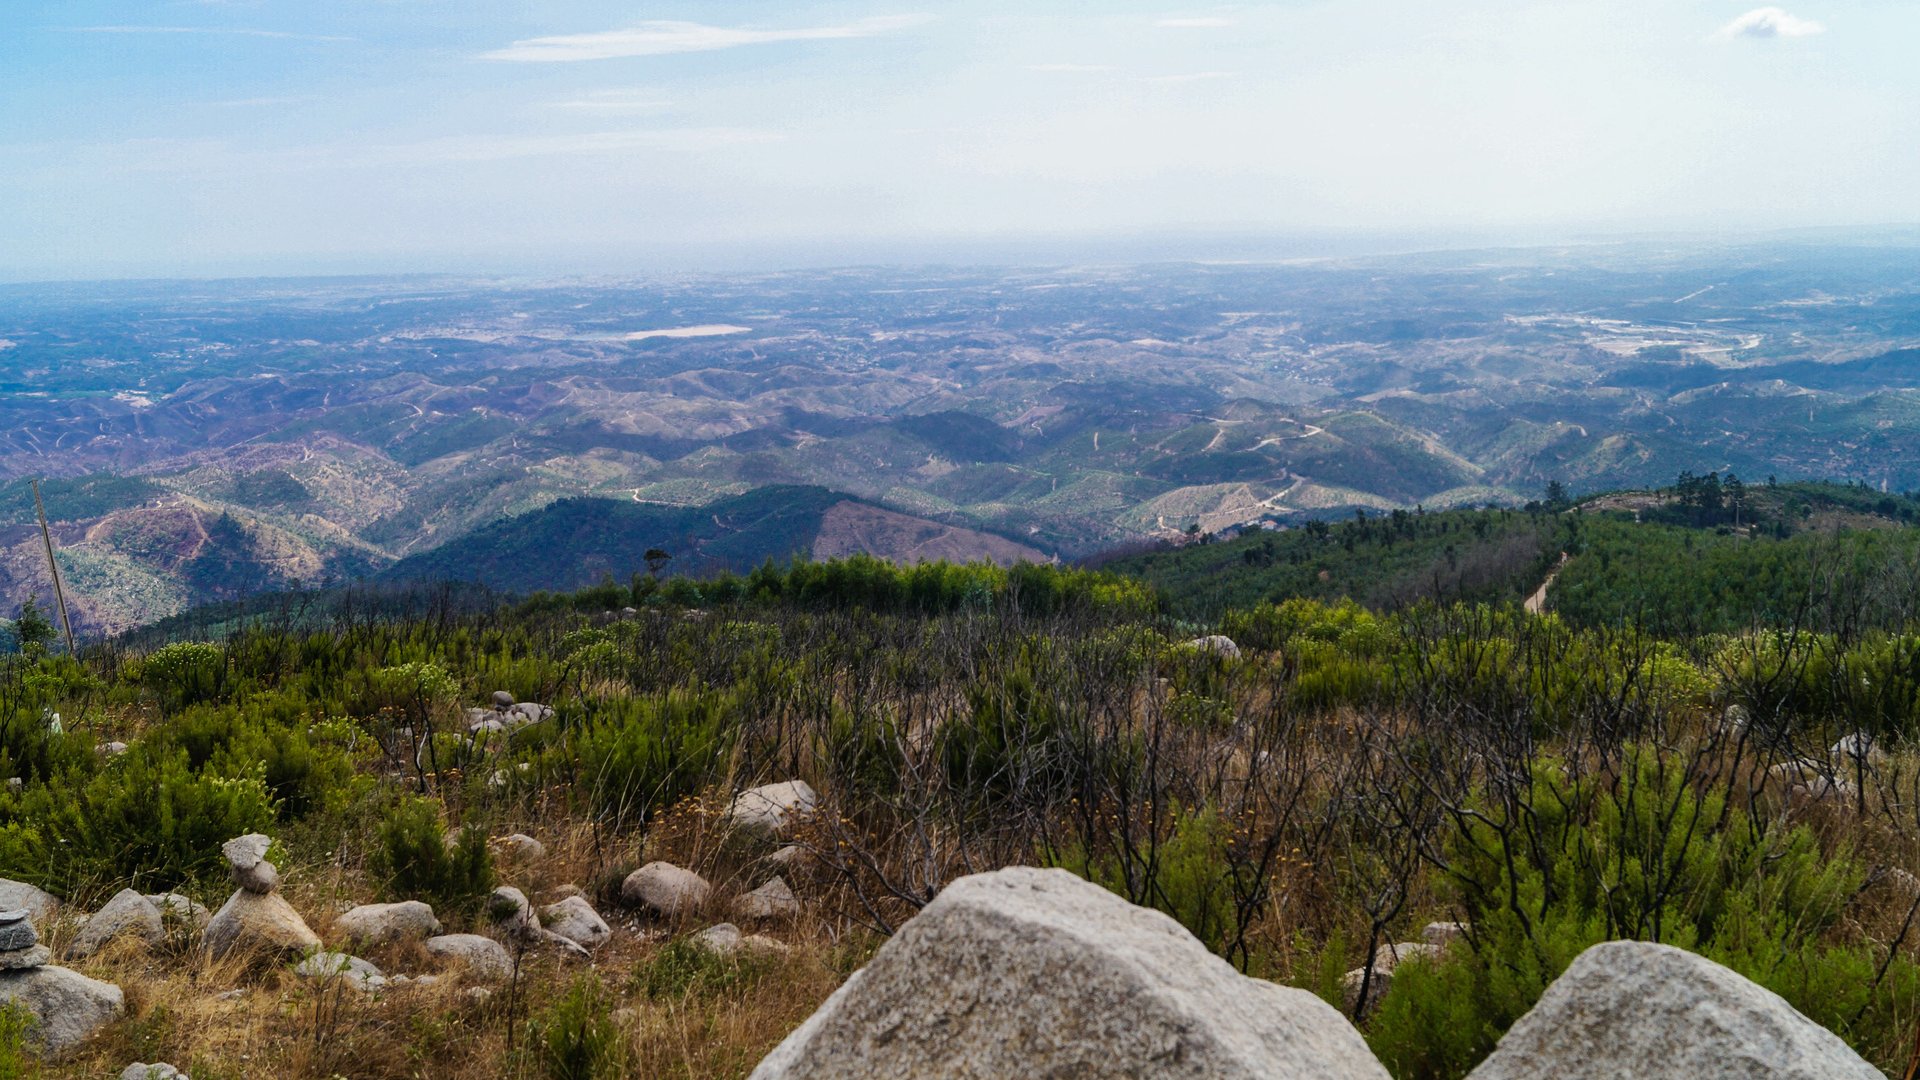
[204,833,320,959]
[0,906,125,1053]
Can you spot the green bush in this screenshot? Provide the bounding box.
[573,690,735,825]
[370,797,494,916]
[527,973,625,1080]
[138,641,229,713]
[1053,803,1239,955]
[0,1000,31,1080]
[636,936,768,1000]
[1364,750,1915,1077]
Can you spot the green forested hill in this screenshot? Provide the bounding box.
[380,485,845,592]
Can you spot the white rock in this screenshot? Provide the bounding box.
[749,866,1387,1080]
[622,862,712,918]
[0,964,125,1052]
[204,889,321,959]
[541,896,611,950]
[120,1064,186,1080]
[222,833,271,871]
[1465,940,1880,1080]
[1183,635,1242,660]
[332,901,441,946]
[735,878,800,922]
[292,951,386,992]
[691,922,786,958]
[491,690,516,709]
[67,889,165,959]
[1830,733,1886,768]
[1421,921,1468,949]
[492,833,546,862]
[424,934,515,981]
[726,781,819,838]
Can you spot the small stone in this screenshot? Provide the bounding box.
[621,862,712,918]
[214,989,246,1001]
[493,833,546,862]
[234,860,279,895]
[0,945,50,971]
[0,909,37,952]
[1183,634,1242,660]
[726,782,819,839]
[332,901,441,947]
[100,741,129,756]
[691,923,787,958]
[491,690,515,709]
[293,951,386,992]
[735,878,799,922]
[3,778,19,794]
[1422,921,1468,949]
[120,1063,186,1080]
[425,934,515,981]
[1342,942,1440,1017]
[222,833,272,872]
[542,896,611,950]
[464,986,492,1004]
[767,845,812,872]
[67,889,165,959]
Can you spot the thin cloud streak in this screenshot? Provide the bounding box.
[1143,71,1236,83]
[1027,63,1114,73]
[1155,17,1236,29]
[549,90,674,113]
[482,15,933,63]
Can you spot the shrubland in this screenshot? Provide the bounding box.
[2,541,1919,1077]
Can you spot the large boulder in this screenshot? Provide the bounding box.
[541,896,611,951]
[726,781,819,838]
[67,889,165,959]
[1465,940,1880,1079]
[622,862,712,918]
[0,881,58,924]
[424,934,515,981]
[332,901,441,947]
[749,866,1387,1080]
[0,964,125,1052]
[203,889,321,959]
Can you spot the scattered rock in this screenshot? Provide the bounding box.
[100,741,129,756]
[1421,921,1468,949]
[0,964,125,1053]
[1465,940,1880,1079]
[1342,941,1441,1018]
[120,1064,186,1080]
[1183,635,1242,660]
[222,834,271,871]
[748,866,1386,1080]
[726,782,819,838]
[507,702,554,728]
[692,922,787,958]
[0,946,49,972]
[542,896,611,950]
[204,890,321,959]
[767,844,812,873]
[424,934,515,981]
[488,886,540,940]
[332,901,441,947]
[1830,733,1886,769]
[67,889,165,959]
[492,833,546,862]
[0,881,59,924]
[491,690,515,709]
[735,878,799,922]
[293,950,386,992]
[622,862,712,918]
[214,989,245,1001]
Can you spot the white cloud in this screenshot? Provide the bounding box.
[549,90,674,113]
[482,15,933,63]
[1156,17,1236,29]
[1143,71,1236,84]
[56,25,353,42]
[1713,7,1826,40]
[1027,63,1114,74]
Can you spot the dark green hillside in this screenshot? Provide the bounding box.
[1103,507,1567,620]
[381,484,846,592]
[0,474,162,523]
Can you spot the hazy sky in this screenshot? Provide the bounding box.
[2,1,1915,278]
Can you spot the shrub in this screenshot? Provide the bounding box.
[527,973,625,1080]
[138,641,228,713]
[1051,803,1238,955]
[636,936,767,1000]
[0,1001,30,1080]
[574,690,735,826]
[370,797,494,916]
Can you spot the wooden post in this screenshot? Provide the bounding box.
[30,480,77,655]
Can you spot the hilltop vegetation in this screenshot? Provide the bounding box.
[2,525,1920,1076]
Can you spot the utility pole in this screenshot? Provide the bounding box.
[30,480,77,656]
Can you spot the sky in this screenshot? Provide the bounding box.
[1,1,1916,279]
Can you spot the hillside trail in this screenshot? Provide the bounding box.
[1525,552,1570,614]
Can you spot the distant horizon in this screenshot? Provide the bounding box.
[6,220,1920,288]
